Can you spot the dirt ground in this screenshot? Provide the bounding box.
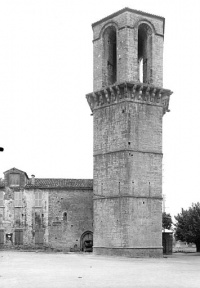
[0,250,200,288]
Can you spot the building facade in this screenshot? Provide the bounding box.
[86,8,172,257]
[0,168,93,251]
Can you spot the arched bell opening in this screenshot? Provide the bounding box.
[103,26,117,87]
[138,23,153,84]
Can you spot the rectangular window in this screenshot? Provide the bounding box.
[35,192,42,207]
[0,192,4,207]
[14,192,22,207]
[9,173,20,186]
[15,230,23,245]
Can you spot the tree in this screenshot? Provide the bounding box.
[162,212,173,230]
[174,202,200,252]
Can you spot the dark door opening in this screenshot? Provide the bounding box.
[80,231,93,252]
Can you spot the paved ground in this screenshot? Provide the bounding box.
[0,251,200,288]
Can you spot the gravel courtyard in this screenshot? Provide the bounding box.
[0,251,200,288]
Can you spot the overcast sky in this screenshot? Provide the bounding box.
[0,0,199,218]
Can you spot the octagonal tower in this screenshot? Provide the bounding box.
[86,8,172,257]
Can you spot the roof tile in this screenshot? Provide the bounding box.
[25,178,93,190]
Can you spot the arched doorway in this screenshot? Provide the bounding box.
[80,231,93,252]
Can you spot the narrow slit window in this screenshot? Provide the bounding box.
[63,212,67,221]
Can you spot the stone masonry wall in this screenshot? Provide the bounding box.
[48,189,93,251]
[94,101,162,155]
[94,197,162,248]
[93,100,163,254]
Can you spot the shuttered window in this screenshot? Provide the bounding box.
[0,192,4,207]
[35,192,42,207]
[14,192,22,207]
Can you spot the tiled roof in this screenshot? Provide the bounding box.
[25,178,93,190]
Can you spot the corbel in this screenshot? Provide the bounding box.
[124,82,128,98]
[115,85,121,100]
[109,87,116,102]
[104,89,110,104]
[138,85,143,100]
[145,86,150,102]
[131,84,137,100]
[151,88,156,102]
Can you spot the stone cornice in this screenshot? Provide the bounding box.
[86,82,172,115]
[92,7,165,28]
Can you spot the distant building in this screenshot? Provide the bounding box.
[0,168,93,251]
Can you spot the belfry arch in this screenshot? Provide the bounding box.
[138,23,153,84]
[102,25,117,87]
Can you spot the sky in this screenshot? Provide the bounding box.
[0,0,199,218]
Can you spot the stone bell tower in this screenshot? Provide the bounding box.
[86,8,172,257]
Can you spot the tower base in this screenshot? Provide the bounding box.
[93,247,163,258]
